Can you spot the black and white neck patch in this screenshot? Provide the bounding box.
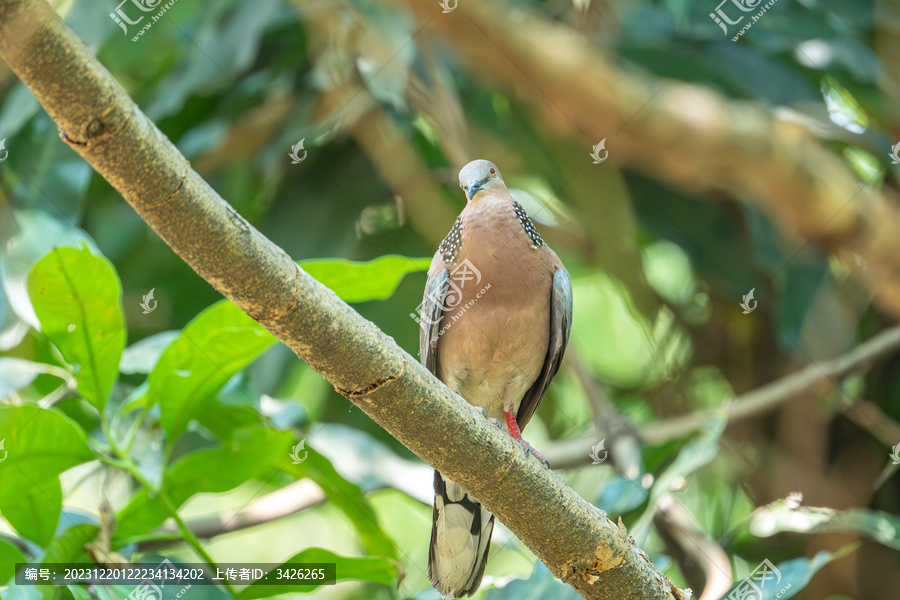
[439,217,463,263]
[513,201,544,248]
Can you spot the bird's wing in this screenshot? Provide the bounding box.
[515,267,573,429]
[419,267,450,374]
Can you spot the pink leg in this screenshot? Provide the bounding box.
[504,410,550,467]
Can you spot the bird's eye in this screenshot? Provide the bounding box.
[489,167,496,176]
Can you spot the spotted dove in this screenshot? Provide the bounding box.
[419,159,573,598]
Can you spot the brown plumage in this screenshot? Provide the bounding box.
[418,159,572,598]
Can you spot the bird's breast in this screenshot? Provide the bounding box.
[434,210,554,414]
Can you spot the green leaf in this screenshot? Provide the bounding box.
[726,546,857,600]
[26,246,125,411]
[115,427,293,541]
[2,477,62,547]
[151,300,276,439]
[0,538,26,583]
[0,406,94,545]
[289,450,397,560]
[236,547,400,599]
[299,255,431,303]
[42,523,99,564]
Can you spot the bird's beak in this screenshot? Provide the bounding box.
[466,179,485,201]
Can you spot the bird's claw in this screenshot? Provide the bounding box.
[474,407,504,430]
[516,438,551,469]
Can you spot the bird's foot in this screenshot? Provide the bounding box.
[504,409,551,468]
[475,406,504,430]
[514,438,551,469]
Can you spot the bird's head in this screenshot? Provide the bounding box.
[458,159,505,202]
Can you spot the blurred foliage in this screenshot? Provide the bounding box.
[0,0,899,598]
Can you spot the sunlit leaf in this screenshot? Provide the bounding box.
[299,255,431,303]
[151,300,276,439]
[0,538,26,583]
[0,406,94,545]
[27,246,125,411]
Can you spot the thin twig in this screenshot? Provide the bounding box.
[545,326,900,467]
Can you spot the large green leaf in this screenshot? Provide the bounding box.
[2,478,62,547]
[0,538,26,583]
[151,300,276,439]
[299,255,431,303]
[235,547,400,599]
[114,427,292,541]
[26,246,125,411]
[288,450,397,560]
[0,406,94,545]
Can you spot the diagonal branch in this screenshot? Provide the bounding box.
[0,1,687,598]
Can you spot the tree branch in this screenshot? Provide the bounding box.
[387,0,900,320]
[0,1,687,598]
[136,479,326,550]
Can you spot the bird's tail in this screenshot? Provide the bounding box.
[428,470,494,598]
